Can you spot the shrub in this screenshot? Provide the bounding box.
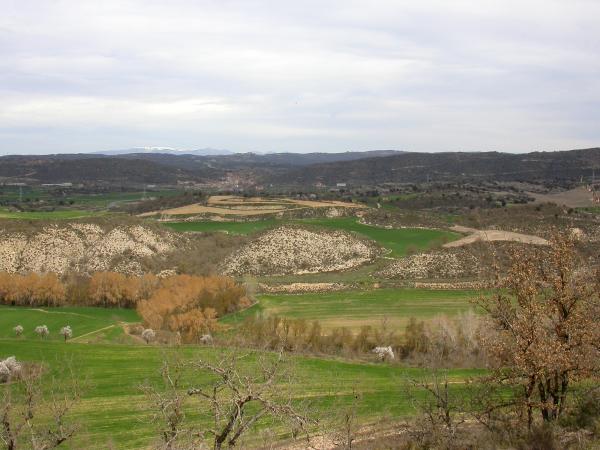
[0,356,22,383]
[141,328,156,344]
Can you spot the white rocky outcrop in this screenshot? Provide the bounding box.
[223,226,378,276]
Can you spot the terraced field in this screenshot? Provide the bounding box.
[141,195,362,218]
[222,288,480,331]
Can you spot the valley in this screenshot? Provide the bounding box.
[1,149,600,449]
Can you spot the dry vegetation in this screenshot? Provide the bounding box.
[0,218,247,277]
[137,275,250,342]
[444,225,549,247]
[0,221,178,275]
[378,248,481,280]
[222,226,379,276]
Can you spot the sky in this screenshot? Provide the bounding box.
[1,0,600,154]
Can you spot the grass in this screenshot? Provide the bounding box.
[164,216,459,257]
[0,306,139,342]
[0,209,109,220]
[222,288,480,331]
[298,217,459,257]
[163,219,278,234]
[0,188,185,219]
[0,337,482,449]
[63,189,184,208]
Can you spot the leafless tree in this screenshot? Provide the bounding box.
[186,347,313,450]
[407,363,468,449]
[140,357,200,450]
[1,363,81,450]
[329,389,362,450]
[477,232,600,428]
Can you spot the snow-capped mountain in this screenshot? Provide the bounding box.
[95,147,234,156]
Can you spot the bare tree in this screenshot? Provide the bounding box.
[407,363,468,449]
[329,389,362,450]
[1,364,81,450]
[186,347,313,450]
[478,233,600,428]
[140,357,200,450]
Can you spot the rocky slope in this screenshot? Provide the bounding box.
[0,222,180,275]
[222,226,379,276]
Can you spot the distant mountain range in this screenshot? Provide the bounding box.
[1,148,599,187]
[94,147,235,156]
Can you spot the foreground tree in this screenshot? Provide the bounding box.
[479,233,600,428]
[187,348,312,449]
[141,358,197,450]
[1,363,81,450]
[144,348,313,449]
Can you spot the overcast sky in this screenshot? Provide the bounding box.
[1,0,599,154]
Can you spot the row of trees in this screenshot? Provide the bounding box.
[229,311,485,366]
[0,272,152,308]
[0,272,249,314]
[0,273,65,307]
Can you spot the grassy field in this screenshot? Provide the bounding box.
[0,209,109,220]
[0,336,482,449]
[0,306,139,342]
[222,288,480,331]
[299,217,459,257]
[164,217,459,257]
[163,219,278,234]
[0,188,184,220]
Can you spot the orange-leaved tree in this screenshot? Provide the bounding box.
[137,275,250,343]
[0,272,65,307]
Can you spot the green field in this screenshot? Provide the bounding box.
[164,217,459,257]
[222,288,480,331]
[0,188,184,219]
[0,306,139,342]
[298,218,459,257]
[0,336,481,449]
[0,209,109,220]
[163,219,278,234]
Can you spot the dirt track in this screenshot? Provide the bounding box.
[444,225,548,247]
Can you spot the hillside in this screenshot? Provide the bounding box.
[269,147,600,186]
[0,155,200,185]
[0,151,401,186]
[2,148,600,188]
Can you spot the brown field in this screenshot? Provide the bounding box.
[139,195,363,217]
[139,204,290,216]
[208,195,362,208]
[444,225,548,247]
[528,186,597,207]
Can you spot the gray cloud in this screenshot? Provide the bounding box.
[1,0,599,154]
